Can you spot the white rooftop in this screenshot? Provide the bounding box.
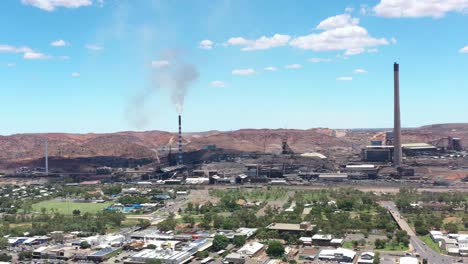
[237,242,264,256]
[319,248,356,259]
[400,257,419,264]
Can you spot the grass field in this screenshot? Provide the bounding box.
[32,200,112,215]
[420,235,447,254]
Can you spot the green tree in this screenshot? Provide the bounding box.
[374,239,386,249]
[213,234,229,251]
[0,253,11,262]
[0,237,9,249]
[444,222,459,234]
[138,219,151,229]
[233,235,246,247]
[80,241,91,249]
[373,252,380,264]
[183,215,195,228]
[72,209,81,217]
[352,240,359,249]
[266,240,284,258]
[396,230,410,247]
[157,213,177,231]
[18,251,32,261]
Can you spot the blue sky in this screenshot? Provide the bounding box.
[1,0,467,134]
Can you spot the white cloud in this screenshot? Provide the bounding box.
[71,72,80,77]
[1,44,51,60]
[345,48,365,56]
[290,13,389,56]
[345,7,354,13]
[23,51,50,60]
[367,48,379,53]
[85,44,103,51]
[199,39,214,50]
[151,60,170,68]
[354,69,368,74]
[210,80,226,88]
[51,39,68,46]
[373,0,468,18]
[316,13,360,30]
[264,66,278,71]
[59,55,70,60]
[21,0,93,11]
[225,37,249,46]
[232,68,256,75]
[337,76,353,81]
[360,5,370,15]
[226,34,291,51]
[0,44,33,53]
[284,64,303,69]
[390,37,397,44]
[7,63,16,67]
[308,57,332,63]
[460,46,468,53]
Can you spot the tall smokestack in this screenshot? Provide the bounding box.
[393,63,402,167]
[45,140,49,175]
[178,115,183,165]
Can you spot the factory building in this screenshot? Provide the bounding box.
[361,142,439,162]
[361,146,393,163]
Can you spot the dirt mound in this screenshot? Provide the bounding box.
[0,123,466,168]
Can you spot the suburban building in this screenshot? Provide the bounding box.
[318,248,356,263]
[224,252,246,264]
[399,256,419,264]
[267,222,315,234]
[357,252,375,264]
[87,247,121,262]
[125,239,212,264]
[237,242,264,256]
[312,234,333,246]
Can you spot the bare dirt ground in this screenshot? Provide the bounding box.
[256,191,294,217]
[188,189,220,205]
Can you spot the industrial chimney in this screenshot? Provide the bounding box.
[178,115,183,165]
[45,140,49,175]
[393,63,402,167]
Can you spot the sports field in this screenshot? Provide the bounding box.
[32,200,112,215]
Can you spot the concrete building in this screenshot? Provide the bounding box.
[399,256,418,264]
[126,239,211,264]
[224,252,246,264]
[237,242,264,256]
[361,146,393,162]
[318,248,356,263]
[267,222,315,234]
[311,234,332,246]
[317,173,348,181]
[87,247,121,262]
[357,252,375,264]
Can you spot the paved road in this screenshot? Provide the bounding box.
[380,201,464,264]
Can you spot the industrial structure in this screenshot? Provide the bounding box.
[393,62,402,167]
[45,140,49,175]
[178,115,183,165]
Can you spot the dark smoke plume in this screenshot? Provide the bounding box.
[126,49,199,127]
